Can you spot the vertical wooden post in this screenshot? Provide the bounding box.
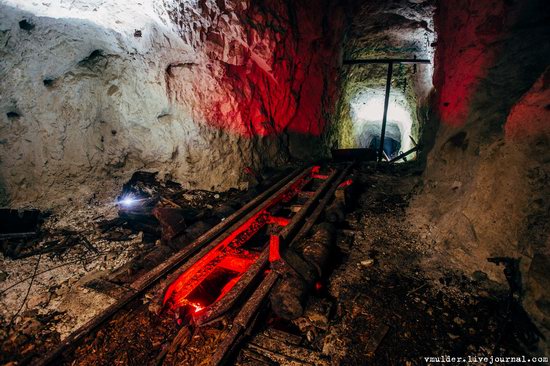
[378,62,393,162]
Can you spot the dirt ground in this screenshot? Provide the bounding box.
[233,162,545,365]
[1,163,545,365]
[301,162,544,365]
[168,162,545,365]
[0,202,144,364]
[0,182,248,365]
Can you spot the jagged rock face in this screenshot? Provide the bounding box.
[0,0,345,206]
[410,0,550,346]
[165,0,345,138]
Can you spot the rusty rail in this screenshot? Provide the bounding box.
[207,163,354,365]
[36,167,307,366]
[37,163,353,366]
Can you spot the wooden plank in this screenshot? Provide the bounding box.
[365,324,390,356]
[199,167,344,324]
[279,169,338,242]
[132,167,306,291]
[264,328,302,346]
[154,325,191,366]
[208,164,354,365]
[159,168,312,297]
[246,342,325,366]
[0,232,37,240]
[290,163,354,246]
[208,271,279,366]
[239,348,278,366]
[196,250,269,325]
[343,58,430,64]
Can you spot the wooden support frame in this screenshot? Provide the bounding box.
[343,57,430,162]
[37,167,307,366]
[206,163,354,365]
[343,58,430,65]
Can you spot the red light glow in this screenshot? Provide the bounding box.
[505,68,550,140]
[167,1,345,138]
[338,179,353,188]
[269,235,281,263]
[435,1,510,127]
[191,302,205,314]
[163,168,328,320]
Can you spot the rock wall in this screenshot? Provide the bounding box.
[0,0,345,207]
[410,0,550,347]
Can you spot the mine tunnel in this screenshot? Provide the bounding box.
[1,0,549,365]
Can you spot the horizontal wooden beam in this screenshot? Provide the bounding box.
[343,58,431,65]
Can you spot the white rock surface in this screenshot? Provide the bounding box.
[1,0,335,207]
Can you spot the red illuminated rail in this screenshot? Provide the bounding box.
[35,164,352,366]
[162,166,333,321]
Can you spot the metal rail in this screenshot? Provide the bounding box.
[208,163,354,365]
[378,62,393,162]
[37,164,353,366]
[36,167,307,366]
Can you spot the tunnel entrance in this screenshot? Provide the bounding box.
[350,88,415,160]
[335,56,434,163]
[368,136,401,157]
[335,1,435,163]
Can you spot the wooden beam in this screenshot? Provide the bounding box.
[343,58,430,65]
[389,145,421,163]
[378,62,393,162]
[36,167,307,366]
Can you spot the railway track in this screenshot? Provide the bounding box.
[36,163,353,366]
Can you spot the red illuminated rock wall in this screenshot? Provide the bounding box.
[410,0,550,348]
[434,0,509,128]
[166,0,346,145]
[505,68,550,140]
[0,0,346,206]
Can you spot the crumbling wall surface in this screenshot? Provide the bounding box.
[409,0,550,346]
[0,0,345,207]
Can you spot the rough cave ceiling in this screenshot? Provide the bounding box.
[346,0,435,60]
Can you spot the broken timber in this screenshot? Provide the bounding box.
[37,163,355,366]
